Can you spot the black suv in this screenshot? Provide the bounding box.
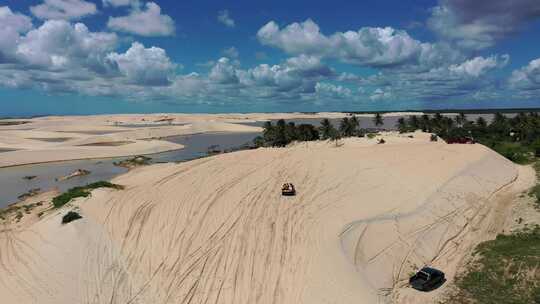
[409,267,445,291]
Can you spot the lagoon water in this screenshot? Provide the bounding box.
[0,132,259,208]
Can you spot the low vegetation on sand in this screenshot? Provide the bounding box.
[114,155,151,168]
[52,181,124,209]
[0,120,30,126]
[446,226,540,303]
[531,162,540,208]
[17,188,41,200]
[0,201,43,222]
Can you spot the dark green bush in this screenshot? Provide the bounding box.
[62,211,82,224]
[52,181,124,209]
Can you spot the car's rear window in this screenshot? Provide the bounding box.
[418,271,430,280]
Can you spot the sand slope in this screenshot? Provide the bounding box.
[0,134,525,304]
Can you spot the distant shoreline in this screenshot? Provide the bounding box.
[2,107,540,119]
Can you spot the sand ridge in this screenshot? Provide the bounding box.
[0,133,527,304]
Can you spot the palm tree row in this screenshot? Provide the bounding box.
[254,112,540,164]
[254,115,369,147]
[254,119,320,147]
[396,112,540,163]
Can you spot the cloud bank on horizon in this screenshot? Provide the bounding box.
[0,0,540,112]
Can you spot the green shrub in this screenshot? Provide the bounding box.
[366,133,377,139]
[62,211,82,224]
[52,181,123,209]
[85,181,124,190]
[252,135,265,147]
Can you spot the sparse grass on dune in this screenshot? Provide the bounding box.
[530,184,540,207]
[491,142,535,165]
[448,226,540,304]
[531,161,540,208]
[0,201,44,222]
[52,181,124,209]
[446,160,540,304]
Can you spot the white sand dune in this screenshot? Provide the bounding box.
[0,112,428,167]
[0,134,530,304]
[0,115,262,167]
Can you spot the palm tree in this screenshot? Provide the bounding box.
[349,115,360,135]
[454,114,462,126]
[373,113,384,128]
[491,113,509,137]
[444,117,455,129]
[421,114,431,132]
[339,117,359,137]
[475,117,487,127]
[396,117,407,133]
[296,124,319,141]
[285,122,298,143]
[407,115,420,131]
[329,127,342,146]
[432,113,444,132]
[493,113,507,125]
[454,113,467,127]
[459,113,467,125]
[274,119,288,147]
[339,117,351,136]
[262,121,276,145]
[320,118,337,140]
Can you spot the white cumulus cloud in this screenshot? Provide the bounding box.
[0,6,33,62]
[107,42,177,86]
[509,57,540,98]
[108,2,175,37]
[257,19,443,68]
[209,57,239,84]
[30,0,97,20]
[315,82,352,99]
[448,55,508,77]
[15,20,118,70]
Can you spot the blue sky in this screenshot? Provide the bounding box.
[1,0,540,116]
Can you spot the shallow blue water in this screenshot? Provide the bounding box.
[0,132,259,208]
